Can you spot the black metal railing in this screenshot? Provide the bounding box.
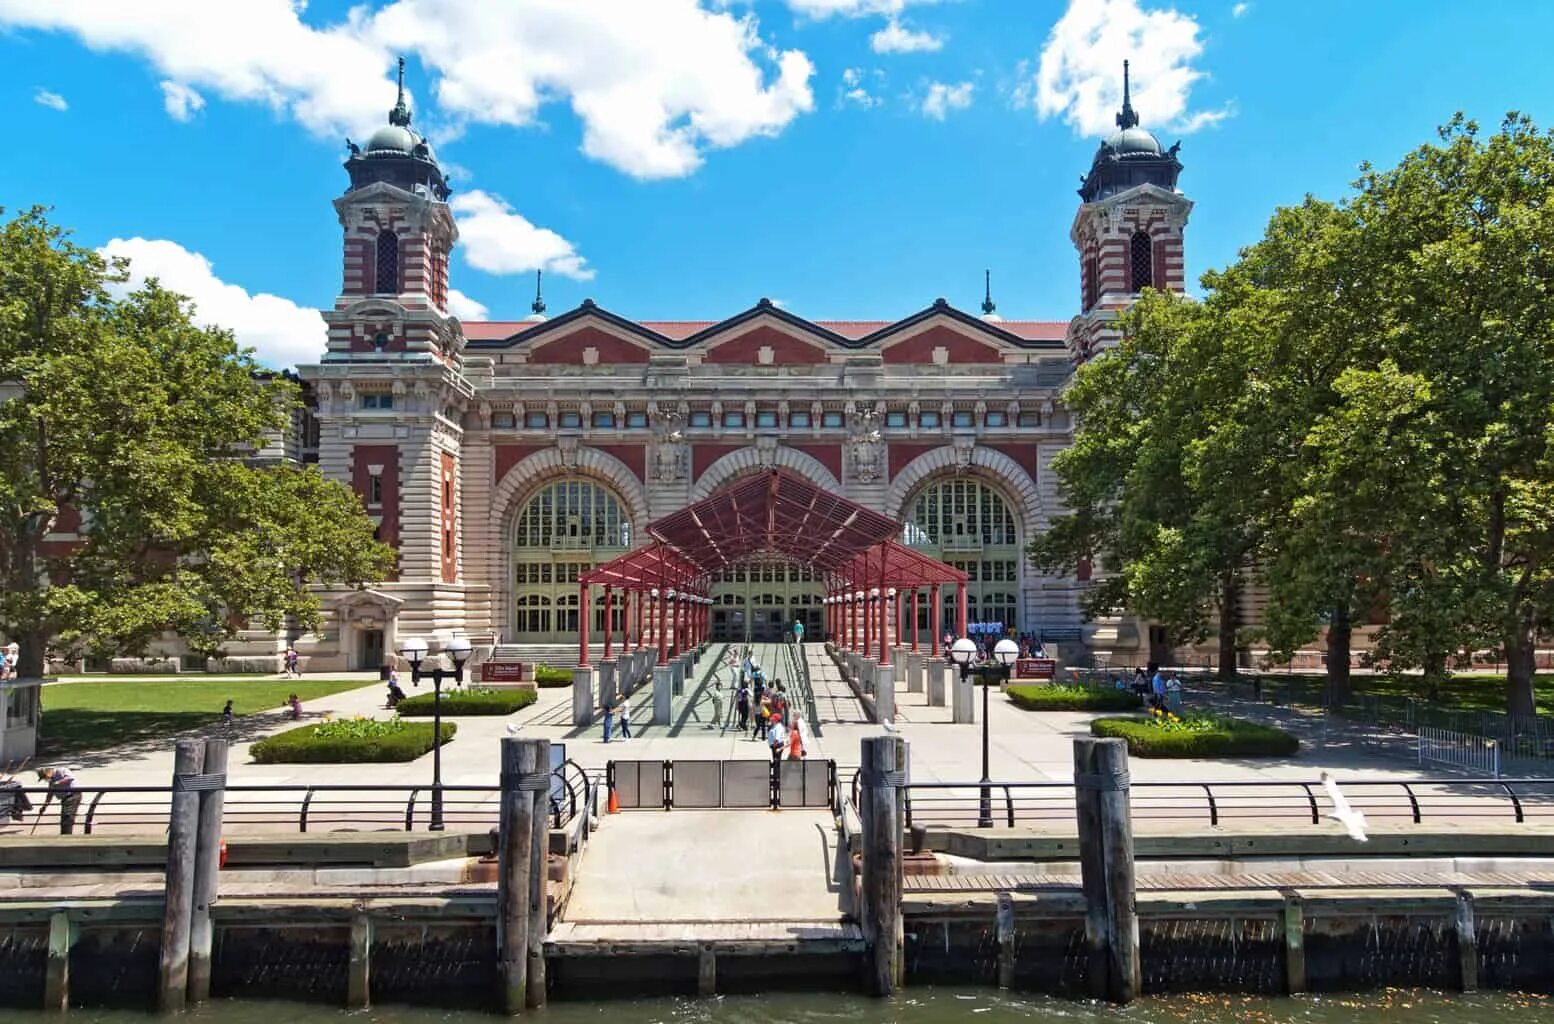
[844,773,1554,829]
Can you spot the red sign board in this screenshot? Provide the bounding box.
[1016,658,1056,680]
[481,662,525,683]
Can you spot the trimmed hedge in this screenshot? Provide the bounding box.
[1007,684,1143,712]
[534,665,572,688]
[397,688,537,716]
[1090,715,1299,758]
[251,719,457,764]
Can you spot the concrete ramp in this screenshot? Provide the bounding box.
[563,808,842,924]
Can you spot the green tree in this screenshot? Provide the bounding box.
[0,207,394,675]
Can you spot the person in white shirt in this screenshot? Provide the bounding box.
[767,717,788,765]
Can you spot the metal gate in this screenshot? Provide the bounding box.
[606,759,835,810]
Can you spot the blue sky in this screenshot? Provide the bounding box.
[2,0,1551,368]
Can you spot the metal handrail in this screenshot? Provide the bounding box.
[784,640,822,737]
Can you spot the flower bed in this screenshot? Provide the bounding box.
[396,688,536,716]
[1091,709,1299,758]
[1007,684,1143,712]
[534,665,572,688]
[250,717,457,764]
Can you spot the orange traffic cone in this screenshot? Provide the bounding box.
[607,788,620,814]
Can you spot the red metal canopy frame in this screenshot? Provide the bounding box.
[575,469,968,668]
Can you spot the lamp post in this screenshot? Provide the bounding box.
[397,634,472,831]
[948,635,1020,827]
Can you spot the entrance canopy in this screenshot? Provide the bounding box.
[579,468,966,592]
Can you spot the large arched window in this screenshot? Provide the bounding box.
[902,478,1021,632]
[1128,229,1153,292]
[375,230,400,295]
[511,479,632,642]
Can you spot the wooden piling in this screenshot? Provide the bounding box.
[527,738,551,1009]
[1072,737,1139,1004]
[158,737,204,1013]
[498,737,543,1014]
[995,892,1016,989]
[1455,890,1478,993]
[43,910,72,1011]
[347,913,373,1009]
[187,736,228,1003]
[697,946,717,996]
[1282,894,1305,994]
[859,734,908,996]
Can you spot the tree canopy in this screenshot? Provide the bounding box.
[1032,115,1554,714]
[0,207,394,675]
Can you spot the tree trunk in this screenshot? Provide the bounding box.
[1505,602,1538,718]
[1423,651,1448,703]
[1325,604,1352,709]
[17,631,47,678]
[1217,571,1239,683]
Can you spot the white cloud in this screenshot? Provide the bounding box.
[32,87,67,111]
[786,0,923,16]
[450,190,594,281]
[920,80,973,120]
[870,18,942,54]
[1031,0,1230,136]
[159,80,205,121]
[0,0,815,180]
[446,288,490,321]
[1231,2,1250,16]
[839,66,883,108]
[99,238,323,370]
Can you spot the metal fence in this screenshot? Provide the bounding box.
[1419,727,1502,777]
[843,773,1554,829]
[606,758,836,811]
[784,640,822,737]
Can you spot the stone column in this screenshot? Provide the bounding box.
[875,663,895,723]
[597,659,618,709]
[571,667,594,727]
[927,659,947,707]
[952,668,974,724]
[653,665,674,725]
[906,651,924,694]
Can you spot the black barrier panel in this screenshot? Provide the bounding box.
[779,759,833,808]
[722,761,775,808]
[674,760,723,808]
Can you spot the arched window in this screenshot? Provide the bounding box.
[375,230,400,295]
[511,479,632,642]
[903,478,1022,631]
[1129,230,1153,293]
[1083,254,1099,311]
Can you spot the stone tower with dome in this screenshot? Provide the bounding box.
[1066,60,1193,363]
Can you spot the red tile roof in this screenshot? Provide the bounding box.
[461,316,1067,344]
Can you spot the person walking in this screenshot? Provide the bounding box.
[753,692,770,742]
[788,714,805,760]
[736,682,751,732]
[766,715,788,767]
[284,646,301,678]
[36,767,82,835]
[616,694,633,741]
[601,696,616,743]
[221,699,234,731]
[709,679,725,732]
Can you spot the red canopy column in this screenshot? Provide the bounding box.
[878,589,892,668]
[931,584,942,657]
[635,589,645,651]
[955,582,968,639]
[655,588,668,666]
[602,587,614,661]
[674,591,685,655]
[911,589,920,652]
[863,590,873,659]
[578,582,591,667]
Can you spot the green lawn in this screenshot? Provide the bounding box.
[1241,672,1554,714]
[38,678,370,758]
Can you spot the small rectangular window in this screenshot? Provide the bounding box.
[755,411,778,428]
[952,411,974,428]
[985,411,1008,427]
[723,411,745,428]
[788,411,812,428]
[492,411,516,429]
[524,411,549,429]
[919,411,941,428]
[626,411,649,428]
[444,528,454,558]
[558,411,582,428]
[360,393,393,410]
[688,411,713,427]
[368,475,383,507]
[1017,411,1042,427]
[443,479,453,506]
[885,411,908,428]
[592,412,615,428]
[821,411,845,428]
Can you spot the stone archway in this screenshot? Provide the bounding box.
[488,444,651,644]
[333,589,403,671]
[883,444,1043,528]
[691,444,842,500]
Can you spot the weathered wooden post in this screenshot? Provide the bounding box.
[527,738,551,1010]
[348,914,373,1009]
[1072,737,1138,1004]
[498,737,548,1014]
[859,734,908,996]
[43,910,72,1010]
[158,737,205,1013]
[187,736,228,1003]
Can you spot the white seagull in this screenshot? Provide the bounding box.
[1321,771,1368,842]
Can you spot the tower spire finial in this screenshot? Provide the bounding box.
[981,269,996,316]
[389,56,413,127]
[531,269,547,316]
[1116,59,1139,130]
